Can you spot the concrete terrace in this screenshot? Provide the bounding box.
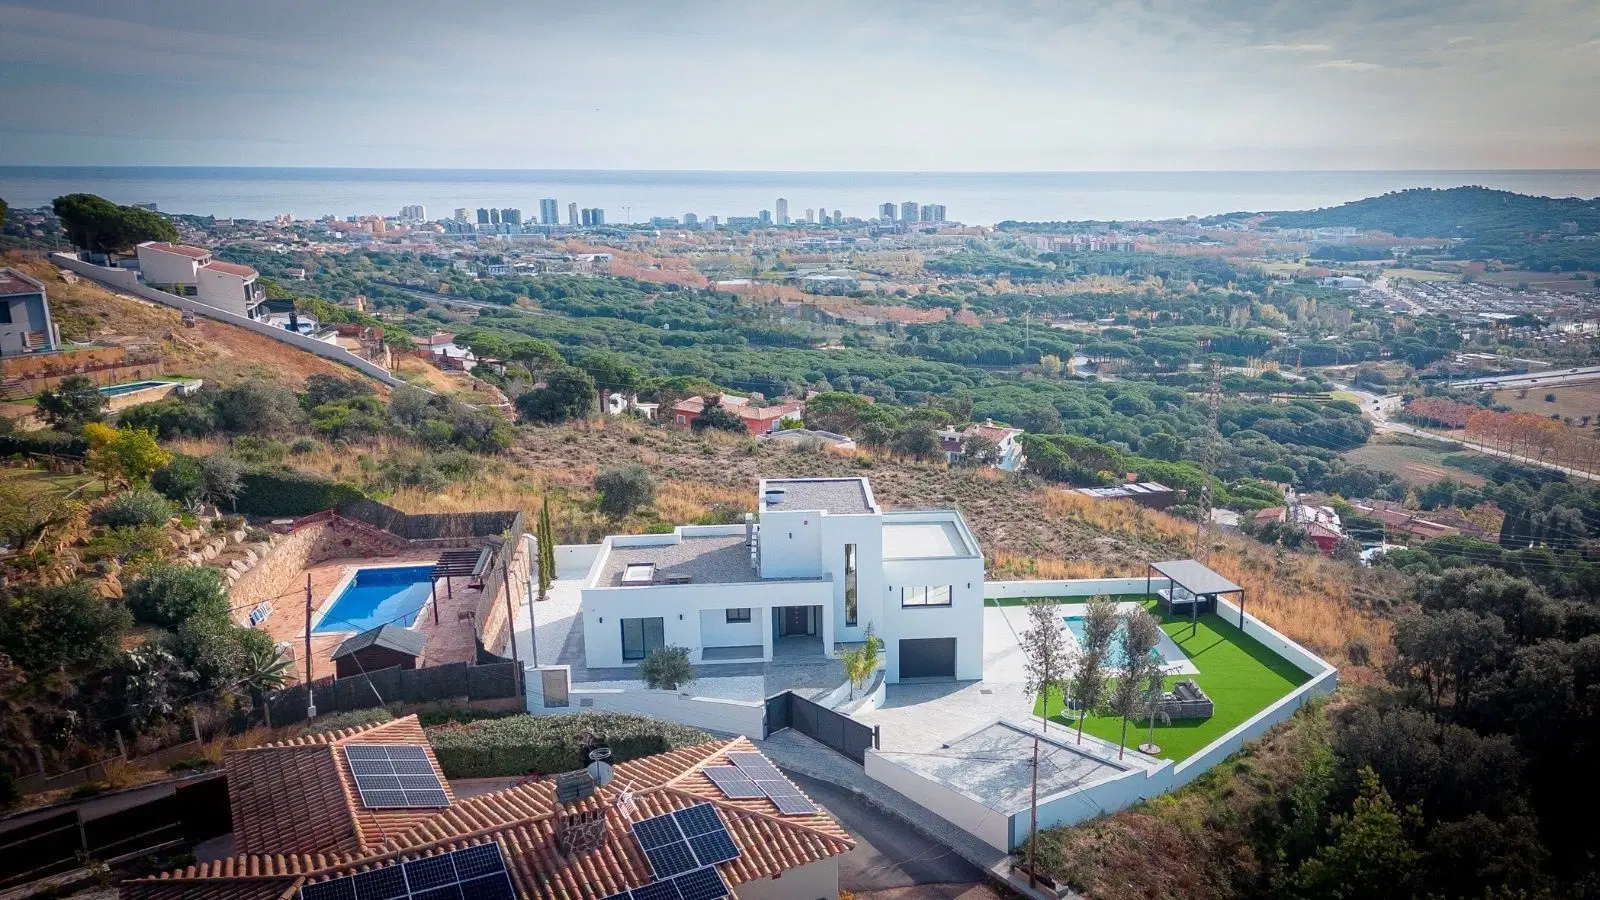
[760,477,877,515]
[881,519,973,559]
[596,533,755,586]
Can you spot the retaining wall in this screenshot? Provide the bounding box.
[52,254,414,389]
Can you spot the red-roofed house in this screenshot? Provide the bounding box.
[121,714,853,900]
[939,419,1026,471]
[1305,522,1343,555]
[671,394,804,435]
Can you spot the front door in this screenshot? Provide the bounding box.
[780,606,813,637]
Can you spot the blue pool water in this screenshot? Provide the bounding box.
[314,565,436,634]
[99,380,171,397]
[1064,616,1169,670]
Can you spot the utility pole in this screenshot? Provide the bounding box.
[304,573,316,718]
[1028,735,1039,888]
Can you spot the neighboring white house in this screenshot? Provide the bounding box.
[603,391,658,419]
[136,241,265,318]
[578,477,985,682]
[939,419,1026,472]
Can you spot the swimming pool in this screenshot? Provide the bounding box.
[1064,615,1172,670]
[313,565,436,634]
[99,380,174,397]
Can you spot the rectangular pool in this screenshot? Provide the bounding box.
[313,565,436,634]
[100,380,173,397]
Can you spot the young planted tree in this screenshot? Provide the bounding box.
[536,495,555,600]
[842,623,882,699]
[1020,598,1074,733]
[639,646,697,692]
[1069,595,1119,744]
[1108,606,1163,760]
[1138,663,1171,755]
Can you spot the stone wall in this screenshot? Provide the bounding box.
[223,517,410,622]
[476,536,533,658]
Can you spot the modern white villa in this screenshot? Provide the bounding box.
[578,477,985,682]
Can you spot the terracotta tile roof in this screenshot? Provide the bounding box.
[129,734,850,900]
[202,261,259,279]
[225,716,455,858]
[0,267,45,296]
[140,241,212,259]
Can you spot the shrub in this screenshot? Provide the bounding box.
[93,489,175,528]
[425,712,710,778]
[152,455,206,507]
[594,463,655,518]
[639,646,696,691]
[289,437,319,455]
[235,468,364,516]
[299,707,395,738]
[212,381,304,434]
[0,581,131,674]
[118,399,215,439]
[124,563,228,627]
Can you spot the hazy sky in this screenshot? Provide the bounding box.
[1,0,1597,170]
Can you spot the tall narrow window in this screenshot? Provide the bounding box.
[844,544,858,627]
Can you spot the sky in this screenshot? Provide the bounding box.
[0,0,1597,170]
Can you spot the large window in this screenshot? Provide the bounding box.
[844,544,858,627]
[901,585,952,608]
[725,608,752,623]
[620,616,665,660]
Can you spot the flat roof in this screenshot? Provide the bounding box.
[875,722,1133,813]
[882,520,972,560]
[761,478,875,515]
[1150,559,1243,595]
[599,533,758,586]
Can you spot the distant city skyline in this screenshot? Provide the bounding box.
[1,0,1595,170]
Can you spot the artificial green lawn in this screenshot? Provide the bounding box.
[1032,600,1310,761]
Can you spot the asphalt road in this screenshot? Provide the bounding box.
[783,770,996,896]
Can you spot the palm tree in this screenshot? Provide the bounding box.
[238,644,293,728]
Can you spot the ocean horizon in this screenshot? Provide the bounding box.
[4,166,1599,226]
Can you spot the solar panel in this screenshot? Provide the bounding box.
[630,882,682,900]
[301,846,512,900]
[772,795,818,816]
[671,804,723,837]
[723,753,779,777]
[687,832,739,866]
[701,767,763,800]
[632,815,683,850]
[672,867,729,900]
[346,745,451,809]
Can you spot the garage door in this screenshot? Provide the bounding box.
[899,638,956,680]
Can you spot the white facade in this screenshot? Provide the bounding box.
[578,478,985,682]
[136,241,210,287]
[195,263,265,317]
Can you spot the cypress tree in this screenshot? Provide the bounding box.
[537,495,554,599]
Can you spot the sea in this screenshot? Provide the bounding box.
[3,167,1599,226]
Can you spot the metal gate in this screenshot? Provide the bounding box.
[763,691,878,765]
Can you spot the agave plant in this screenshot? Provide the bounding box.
[238,644,293,728]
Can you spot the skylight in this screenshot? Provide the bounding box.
[622,563,657,584]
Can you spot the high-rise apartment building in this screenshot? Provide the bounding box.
[400,204,426,221]
[805,208,815,224]
[705,216,719,229]
[539,199,559,225]
[580,208,606,226]
[759,209,773,225]
[832,209,842,224]
[477,208,491,225]
[924,204,947,223]
[454,208,470,223]
[683,213,699,227]
[775,198,789,225]
[489,208,501,225]
[568,202,579,226]
[501,208,522,226]
[879,202,897,222]
[900,201,919,224]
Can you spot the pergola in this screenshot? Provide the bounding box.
[1146,559,1245,628]
[425,548,492,624]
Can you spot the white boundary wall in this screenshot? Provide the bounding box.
[523,664,766,737]
[871,577,1339,850]
[985,577,1169,600]
[866,751,1013,851]
[53,254,414,389]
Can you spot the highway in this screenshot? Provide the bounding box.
[1447,365,1600,390]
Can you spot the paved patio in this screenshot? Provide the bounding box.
[257,553,486,683]
[511,569,848,703]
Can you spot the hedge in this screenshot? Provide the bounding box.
[425,712,712,778]
[0,430,89,459]
[235,468,365,516]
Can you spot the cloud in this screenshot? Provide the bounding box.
[1316,59,1384,70]
[1255,42,1333,52]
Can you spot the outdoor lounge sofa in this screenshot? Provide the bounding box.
[1156,679,1214,720]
